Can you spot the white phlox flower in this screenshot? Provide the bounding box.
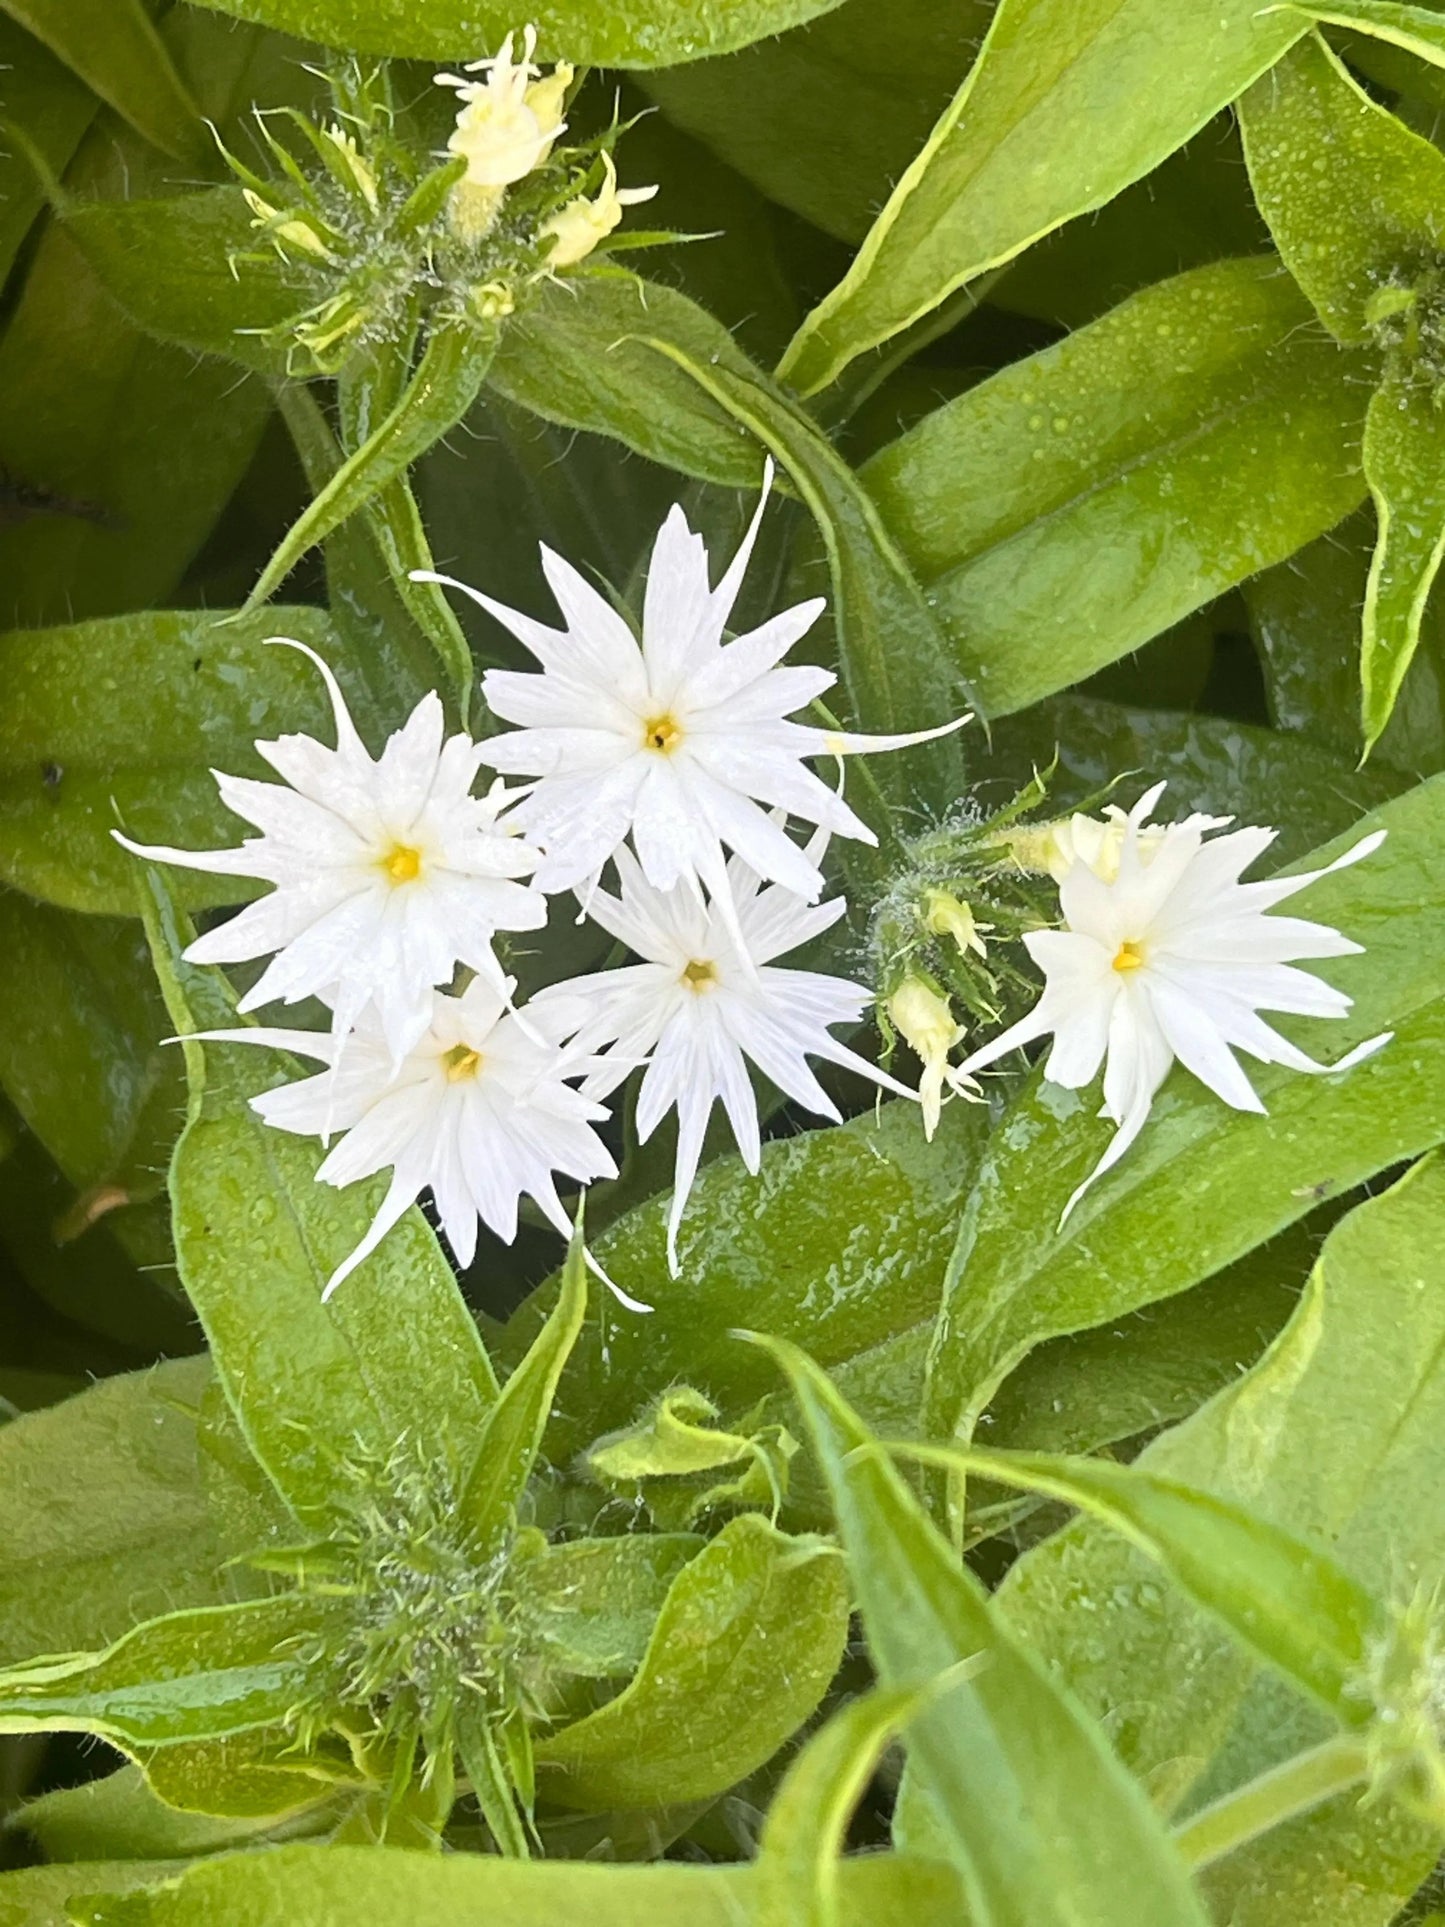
[533,832,917,1275]
[115,639,547,1063]
[436,26,570,231]
[412,460,968,911]
[538,151,658,269]
[958,782,1391,1225]
[184,976,628,1302]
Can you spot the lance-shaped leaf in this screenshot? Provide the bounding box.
[924,774,1445,1457]
[460,1225,585,1561]
[177,0,846,66]
[0,0,204,162]
[0,1863,187,1922]
[639,338,966,817]
[776,0,1309,395]
[0,15,95,292]
[244,322,494,618]
[0,1358,232,1669]
[1289,0,1445,67]
[760,1338,1209,1925]
[1241,33,1445,751]
[535,1513,848,1810]
[755,1681,943,1927]
[69,1841,967,1927]
[19,1757,342,1862]
[903,1444,1379,1724]
[0,1594,326,1748]
[999,1156,1445,1921]
[862,256,1367,717]
[61,187,297,372]
[144,875,499,1525]
[488,274,761,490]
[509,1534,702,1680]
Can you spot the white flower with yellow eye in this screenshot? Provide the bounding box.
[535,838,916,1275]
[185,977,621,1301]
[114,640,546,1063]
[414,461,967,910]
[959,783,1390,1224]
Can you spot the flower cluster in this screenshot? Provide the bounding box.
[224,34,657,376]
[120,466,958,1294]
[901,784,1390,1224]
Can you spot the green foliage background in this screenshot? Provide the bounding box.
[2,0,1445,1920]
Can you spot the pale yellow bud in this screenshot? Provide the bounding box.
[471,279,515,321]
[324,124,378,210]
[888,977,972,1141]
[1002,810,1166,885]
[538,152,658,269]
[923,889,990,960]
[439,27,569,225]
[243,189,335,261]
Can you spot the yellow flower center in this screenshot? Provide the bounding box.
[642,713,684,755]
[681,958,718,992]
[382,843,422,885]
[1112,939,1147,974]
[442,1044,483,1082]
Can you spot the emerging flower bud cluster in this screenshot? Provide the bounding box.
[222,32,657,378]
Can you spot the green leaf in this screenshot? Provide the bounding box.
[0,896,182,1207]
[0,0,203,162]
[176,0,846,66]
[0,1594,325,1748]
[1240,34,1445,751]
[1246,507,1445,776]
[535,1513,848,1809]
[19,1761,337,1863]
[641,0,991,247]
[640,338,966,813]
[999,1157,1445,1922]
[0,605,418,915]
[487,274,761,490]
[924,772,1445,1457]
[67,1842,967,1927]
[919,1444,1379,1723]
[1362,362,1445,754]
[1239,33,1445,346]
[498,1100,988,1469]
[0,15,96,293]
[0,1863,183,1927]
[777,0,1309,394]
[1288,0,1445,71]
[62,187,297,371]
[763,1340,1210,1925]
[0,1358,233,1669]
[862,256,1369,716]
[755,1682,935,1927]
[244,323,493,640]
[144,877,498,1526]
[459,1224,585,1559]
[509,1534,703,1680]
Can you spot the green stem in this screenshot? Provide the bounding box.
[1173,1733,1370,1871]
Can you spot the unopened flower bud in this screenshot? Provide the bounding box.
[324,124,378,211]
[1002,809,1169,885]
[923,888,990,960]
[471,279,515,322]
[243,189,336,262]
[539,152,658,270]
[888,976,973,1141]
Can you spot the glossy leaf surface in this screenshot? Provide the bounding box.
[863,259,1368,716]
[1000,1157,1445,1922]
[778,0,1308,393]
